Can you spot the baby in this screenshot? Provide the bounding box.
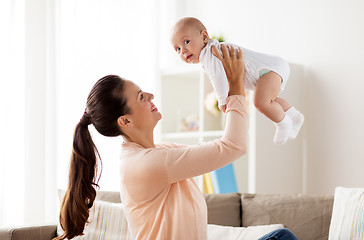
[170,17,304,144]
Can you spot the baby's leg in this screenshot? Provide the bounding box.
[254,71,285,122]
[254,71,292,144]
[274,97,291,112]
[275,97,304,139]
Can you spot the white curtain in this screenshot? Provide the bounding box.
[0,0,58,227]
[0,0,26,227]
[0,0,160,227]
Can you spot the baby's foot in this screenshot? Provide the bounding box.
[273,114,292,144]
[286,107,304,139]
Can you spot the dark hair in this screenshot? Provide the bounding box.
[55,75,130,240]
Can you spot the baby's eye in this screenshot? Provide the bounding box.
[176,47,181,53]
[184,40,190,45]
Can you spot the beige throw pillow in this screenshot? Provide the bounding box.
[57,200,132,240]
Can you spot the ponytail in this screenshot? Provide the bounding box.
[55,115,101,240]
[54,75,130,239]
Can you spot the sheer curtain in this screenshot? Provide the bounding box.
[0,0,58,227]
[0,0,160,227]
[0,0,26,227]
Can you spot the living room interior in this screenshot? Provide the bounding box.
[1,0,363,238]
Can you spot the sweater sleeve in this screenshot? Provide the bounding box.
[164,95,248,184]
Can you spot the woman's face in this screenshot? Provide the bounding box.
[123,81,161,130]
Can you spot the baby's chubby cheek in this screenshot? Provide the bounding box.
[194,54,200,62]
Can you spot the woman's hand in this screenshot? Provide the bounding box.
[212,44,245,96]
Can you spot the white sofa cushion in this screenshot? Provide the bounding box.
[329,187,364,239]
[208,223,284,240]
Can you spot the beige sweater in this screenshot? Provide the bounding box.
[119,95,248,240]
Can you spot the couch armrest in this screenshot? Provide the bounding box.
[0,225,57,240]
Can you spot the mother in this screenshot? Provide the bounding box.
[56,45,297,240]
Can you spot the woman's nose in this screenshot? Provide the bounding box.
[147,93,154,101]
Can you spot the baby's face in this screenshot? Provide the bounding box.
[171,26,207,64]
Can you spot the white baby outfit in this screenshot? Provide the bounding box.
[199,39,290,109]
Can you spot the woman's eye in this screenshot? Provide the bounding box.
[140,93,144,100]
[184,40,190,44]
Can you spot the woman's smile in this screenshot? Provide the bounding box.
[151,103,158,112]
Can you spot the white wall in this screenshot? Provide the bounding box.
[254,64,305,194]
[180,0,364,195]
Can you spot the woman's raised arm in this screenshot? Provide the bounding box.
[212,44,245,96]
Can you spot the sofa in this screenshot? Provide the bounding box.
[0,191,334,240]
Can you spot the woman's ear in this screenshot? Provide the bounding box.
[201,30,209,44]
[117,116,133,128]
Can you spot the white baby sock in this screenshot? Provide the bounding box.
[286,107,304,139]
[273,114,292,144]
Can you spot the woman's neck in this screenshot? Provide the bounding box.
[125,130,156,148]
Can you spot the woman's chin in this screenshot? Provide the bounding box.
[155,112,162,121]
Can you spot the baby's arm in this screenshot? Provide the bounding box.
[204,45,229,111]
